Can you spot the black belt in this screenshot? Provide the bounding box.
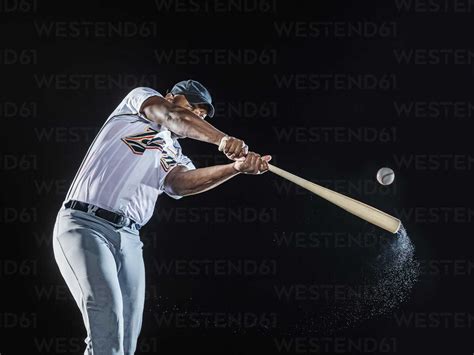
[64,200,141,230]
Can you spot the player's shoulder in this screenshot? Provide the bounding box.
[106,87,163,123]
[126,86,163,98]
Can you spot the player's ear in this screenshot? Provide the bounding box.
[164,92,174,102]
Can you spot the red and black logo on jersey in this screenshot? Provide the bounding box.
[122,127,177,171]
[121,127,165,155]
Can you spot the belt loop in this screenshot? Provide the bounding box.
[87,204,99,214]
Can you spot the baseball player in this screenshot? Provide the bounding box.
[52,80,271,355]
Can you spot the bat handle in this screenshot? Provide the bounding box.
[267,163,292,178]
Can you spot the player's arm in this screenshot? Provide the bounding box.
[141,96,247,159]
[164,153,272,197]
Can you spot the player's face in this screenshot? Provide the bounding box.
[168,94,208,119]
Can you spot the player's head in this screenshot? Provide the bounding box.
[165,79,215,119]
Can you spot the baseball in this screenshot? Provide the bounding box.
[376,167,395,186]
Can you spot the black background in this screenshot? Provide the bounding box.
[1,0,474,354]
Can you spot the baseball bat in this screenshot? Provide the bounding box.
[268,164,401,234]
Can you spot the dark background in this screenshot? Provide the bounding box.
[1,0,474,354]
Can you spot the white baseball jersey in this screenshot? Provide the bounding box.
[63,87,196,226]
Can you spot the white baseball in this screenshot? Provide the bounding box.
[376,167,395,186]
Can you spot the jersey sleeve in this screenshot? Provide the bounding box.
[158,144,196,200]
[108,87,162,121]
